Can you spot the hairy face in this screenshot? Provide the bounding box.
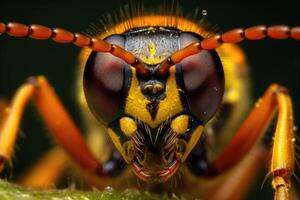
[83,27,224,182]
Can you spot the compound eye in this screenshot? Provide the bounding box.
[83,35,126,124]
[180,32,225,122]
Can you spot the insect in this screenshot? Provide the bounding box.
[0,3,299,200]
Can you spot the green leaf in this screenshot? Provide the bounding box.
[0,179,173,200]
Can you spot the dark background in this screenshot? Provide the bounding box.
[0,0,299,199]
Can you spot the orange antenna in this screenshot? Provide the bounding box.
[0,22,149,76]
[157,25,300,76]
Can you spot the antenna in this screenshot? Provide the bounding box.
[157,25,300,76]
[0,22,149,76]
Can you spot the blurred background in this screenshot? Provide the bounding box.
[0,0,299,199]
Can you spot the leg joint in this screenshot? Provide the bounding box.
[26,76,46,89]
[272,176,291,189]
[27,76,39,88]
[269,83,289,95]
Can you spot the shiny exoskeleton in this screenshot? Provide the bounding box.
[0,14,299,200]
[83,27,224,181]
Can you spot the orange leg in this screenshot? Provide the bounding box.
[0,76,106,176]
[204,145,269,200]
[207,84,295,200]
[19,147,68,188]
[0,98,9,124]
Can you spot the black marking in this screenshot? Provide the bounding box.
[186,138,209,176]
[137,74,167,101]
[102,149,126,177]
[141,80,164,95]
[146,100,160,120]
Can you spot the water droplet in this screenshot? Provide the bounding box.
[255,99,263,108]
[293,126,298,131]
[104,186,115,194]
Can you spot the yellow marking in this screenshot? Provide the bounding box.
[153,84,163,94]
[123,141,135,162]
[125,66,183,128]
[142,83,163,94]
[79,16,211,67]
[77,16,250,162]
[107,128,129,163]
[148,41,157,61]
[78,15,248,108]
[119,117,137,137]
[155,66,183,125]
[171,115,189,134]
[143,85,153,92]
[181,125,204,161]
[78,16,248,111]
[124,68,152,126]
[133,41,169,65]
